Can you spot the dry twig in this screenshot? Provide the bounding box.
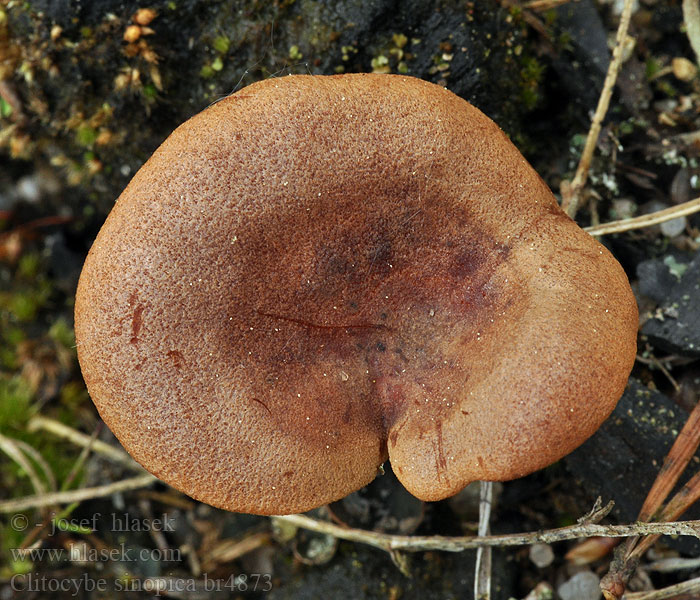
[624,576,700,600]
[638,400,700,524]
[475,481,493,600]
[0,433,49,496]
[683,0,700,66]
[561,0,635,217]
[524,0,574,10]
[0,473,156,513]
[272,512,700,554]
[27,415,140,470]
[602,399,700,597]
[584,197,700,236]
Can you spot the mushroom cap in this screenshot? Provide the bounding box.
[75,74,638,515]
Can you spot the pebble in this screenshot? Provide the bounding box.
[557,571,601,600]
[529,543,554,568]
[659,215,687,238]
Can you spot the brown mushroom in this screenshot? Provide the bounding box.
[74,74,638,515]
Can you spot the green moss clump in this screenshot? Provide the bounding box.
[76,125,98,148]
[0,376,33,433]
[213,35,230,54]
[48,318,75,349]
[519,55,545,110]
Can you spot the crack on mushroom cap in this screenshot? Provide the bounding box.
[75,74,638,515]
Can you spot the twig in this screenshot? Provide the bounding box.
[602,398,700,597]
[14,439,57,492]
[565,535,620,564]
[635,354,681,394]
[26,415,140,470]
[645,555,700,573]
[202,531,271,571]
[475,481,493,600]
[61,423,101,491]
[584,197,700,236]
[638,400,700,524]
[0,433,48,496]
[271,513,700,554]
[0,473,156,513]
[139,498,170,556]
[579,496,613,524]
[632,467,700,560]
[499,0,550,38]
[683,0,700,66]
[524,0,574,10]
[561,0,635,217]
[624,576,700,600]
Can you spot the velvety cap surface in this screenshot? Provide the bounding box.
[75,74,638,514]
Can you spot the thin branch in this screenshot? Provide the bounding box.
[524,0,575,10]
[602,397,700,596]
[498,0,550,38]
[638,399,700,523]
[631,468,700,560]
[561,0,635,217]
[26,415,140,470]
[584,197,700,236]
[61,424,101,492]
[645,555,700,573]
[0,473,157,513]
[0,433,48,496]
[475,481,493,600]
[271,513,700,554]
[624,576,700,600]
[683,0,700,66]
[14,439,57,492]
[622,404,700,563]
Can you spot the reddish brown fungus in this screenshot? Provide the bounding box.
[74,74,638,515]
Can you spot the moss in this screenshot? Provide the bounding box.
[16,252,40,279]
[76,125,98,148]
[619,119,636,135]
[48,318,75,349]
[142,83,158,100]
[212,35,230,54]
[0,523,34,577]
[59,381,89,412]
[368,32,412,75]
[200,64,215,79]
[288,45,303,60]
[646,56,663,80]
[0,376,33,433]
[370,54,389,73]
[518,55,545,110]
[0,97,12,118]
[3,288,48,322]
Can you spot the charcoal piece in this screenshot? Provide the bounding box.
[637,255,689,303]
[565,379,700,553]
[640,252,700,357]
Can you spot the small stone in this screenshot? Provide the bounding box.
[557,571,601,600]
[529,542,554,568]
[659,215,687,238]
[672,57,697,82]
[123,25,142,43]
[16,175,41,203]
[611,198,636,220]
[134,8,157,26]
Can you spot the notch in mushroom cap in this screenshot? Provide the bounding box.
[74,73,638,515]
